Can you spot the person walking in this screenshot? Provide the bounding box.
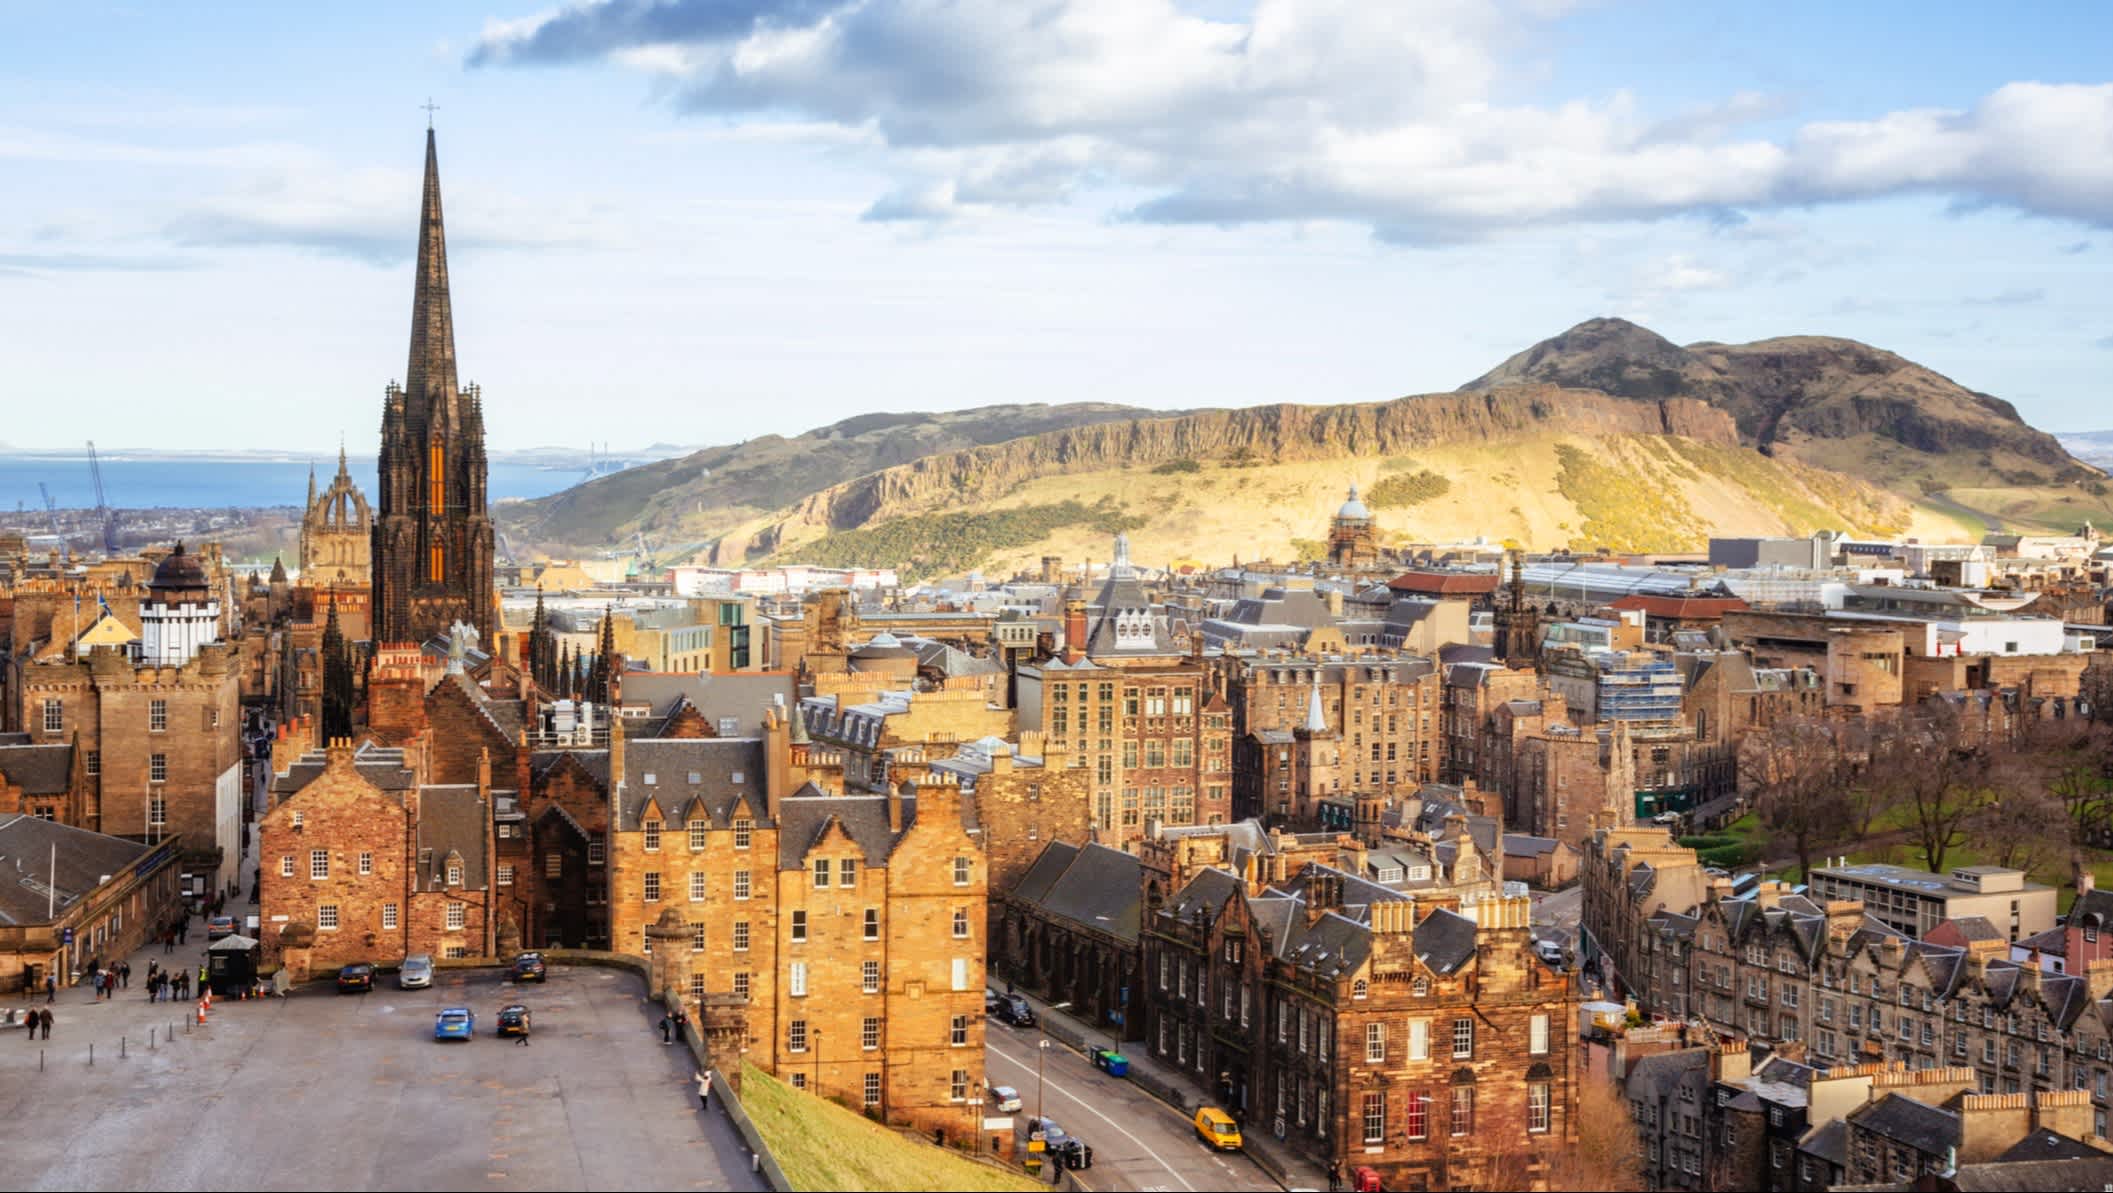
[119,961,130,990]
[1327,1159,1342,1192]
[44,973,56,1003]
[659,1014,672,1045]
[695,1070,712,1111]
[38,1009,52,1040]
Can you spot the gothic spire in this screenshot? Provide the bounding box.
[405,127,458,408]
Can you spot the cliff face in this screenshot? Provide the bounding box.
[715,385,1737,561]
[1465,317,2088,484]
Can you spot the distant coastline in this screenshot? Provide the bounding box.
[0,454,584,511]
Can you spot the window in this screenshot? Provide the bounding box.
[84,750,98,777]
[733,971,750,1000]
[446,903,465,931]
[950,1069,969,1103]
[788,961,808,997]
[813,858,831,889]
[950,1015,969,1046]
[279,855,294,878]
[788,1020,808,1053]
[1451,1086,1475,1136]
[838,858,857,887]
[689,872,706,902]
[688,822,708,851]
[1530,1013,1550,1056]
[1408,1019,1430,1061]
[863,1073,881,1108]
[791,910,807,943]
[733,870,751,900]
[863,1017,880,1050]
[149,797,166,831]
[953,907,970,938]
[1366,1022,1386,1063]
[691,922,706,952]
[148,699,167,732]
[149,753,167,783]
[310,850,330,880]
[1452,1018,1474,1059]
[952,856,972,886]
[1529,1082,1551,1133]
[446,863,462,886]
[733,921,750,952]
[643,821,661,852]
[318,904,340,931]
[358,851,373,876]
[643,872,661,902]
[689,973,706,1000]
[862,960,881,994]
[864,908,880,941]
[544,853,563,879]
[382,903,398,930]
[733,818,752,849]
[1352,978,1368,1000]
[952,958,970,991]
[41,700,62,735]
[790,1074,805,1091]
[588,840,605,866]
[1363,1093,1386,1144]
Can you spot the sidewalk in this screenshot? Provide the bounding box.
[1003,987,1330,1191]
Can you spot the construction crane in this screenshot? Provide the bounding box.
[86,440,119,554]
[37,482,61,536]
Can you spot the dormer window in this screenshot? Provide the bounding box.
[446,862,462,886]
[643,772,658,786]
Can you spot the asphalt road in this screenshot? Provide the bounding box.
[0,965,765,1192]
[985,1020,1279,1193]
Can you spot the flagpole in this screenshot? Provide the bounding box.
[48,841,56,921]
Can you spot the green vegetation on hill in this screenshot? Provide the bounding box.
[1664,439,1907,537]
[1553,442,1708,551]
[1365,469,1452,508]
[1151,458,1202,475]
[790,498,1145,581]
[739,1064,1042,1192]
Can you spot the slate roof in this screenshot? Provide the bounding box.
[1799,1118,1848,1168]
[1848,1093,1957,1155]
[1627,1048,1710,1105]
[1943,1156,2113,1192]
[1085,573,1176,658]
[775,792,906,869]
[1011,841,1080,905]
[619,737,768,831]
[1413,907,1479,975]
[1994,1128,2102,1163]
[413,785,489,892]
[1166,867,1244,924]
[0,742,73,795]
[270,745,418,798]
[618,672,797,738]
[530,748,611,790]
[1025,842,1141,943]
[0,814,157,926]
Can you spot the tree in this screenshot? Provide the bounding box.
[1884,702,1989,874]
[1544,1079,1645,1193]
[1741,715,1854,880]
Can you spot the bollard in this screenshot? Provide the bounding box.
[121,1035,127,1058]
[88,1043,93,1066]
[39,1049,44,1072]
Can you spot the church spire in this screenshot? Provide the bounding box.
[405,127,458,408]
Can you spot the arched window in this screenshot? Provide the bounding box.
[1412,975,1429,997]
[428,439,445,509]
[1352,978,1368,1000]
[429,543,444,582]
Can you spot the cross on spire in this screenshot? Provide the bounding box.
[421,98,440,129]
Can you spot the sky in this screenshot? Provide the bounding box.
[2,1,2109,454]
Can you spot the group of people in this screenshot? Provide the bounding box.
[143,962,195,1003]
[18,1008,53,1040]
[85,960,131,1000]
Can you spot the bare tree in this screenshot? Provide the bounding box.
[1742,715,1854,880]
[1885,702,1989,874]
[1544,1079,1645,1193]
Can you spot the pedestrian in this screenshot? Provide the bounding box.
[38,1009,52,1040]
[22,1011,33,1045]
[177,920,187,945]
[162,929,173,955]
[119,961,130,990]
[1327,1159,1342,1192]
[198,963,207,992]
[91,971,103,1001]
[658,1014,672,1045]
[695,1069,712,1111]
[44,974,55,1003]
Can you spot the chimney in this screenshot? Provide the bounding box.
[889,780,911,834]
[1825,899,1864,942]
[1062,599,1088,664]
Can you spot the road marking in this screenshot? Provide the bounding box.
[987,1041,1197,1193]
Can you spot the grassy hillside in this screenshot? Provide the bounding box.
[744,433,1924,580]
[738,1064,1041,1193]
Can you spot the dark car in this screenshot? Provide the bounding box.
[997,993,1036,1027]
[1027,1118,1092,1170]
[336,963,375,993]
[509,952,547,983]
[497,1005,532,1037]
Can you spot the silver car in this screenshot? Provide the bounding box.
[399,954,435,989]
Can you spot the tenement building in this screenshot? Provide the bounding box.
[373,128,496,645]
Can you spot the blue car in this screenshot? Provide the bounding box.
[434,1007,476,1042]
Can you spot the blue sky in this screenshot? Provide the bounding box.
[2,1,2109,452]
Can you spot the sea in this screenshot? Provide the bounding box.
[0,454,581,511]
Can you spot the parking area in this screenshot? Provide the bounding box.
[0,964,765,1192]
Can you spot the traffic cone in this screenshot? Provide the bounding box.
[197,1000,207,1025]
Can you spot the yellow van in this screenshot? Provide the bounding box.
[1194,1106,1243,1151]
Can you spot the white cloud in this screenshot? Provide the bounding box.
[468,0,2113,240]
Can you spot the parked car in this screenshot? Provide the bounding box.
[1193,1106,1243,1152]
[496,1005,532,1037]
[985,1081,1021,1113]
[336,963,375,994]
[433,1007,475,1041]
[996,993,1036,1027]
[984,987,1002,1014]
[205,915,237,941]
[1027,1118,1091,1170]
[509,952,547,983]
[1534,939,1566,967]
[399,954,434,989]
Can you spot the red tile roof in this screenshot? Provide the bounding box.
[1608,595,1748,619]
[1387,571,1498,595]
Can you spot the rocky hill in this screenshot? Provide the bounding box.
[1463,317,2090,490]
[504,402,1164,553]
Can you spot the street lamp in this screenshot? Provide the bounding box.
[1035,1037,1050,1121]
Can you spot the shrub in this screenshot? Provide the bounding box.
[1152,459,1202,475]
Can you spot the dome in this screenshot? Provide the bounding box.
[149,541,210,593]
[1336,484,1370,520]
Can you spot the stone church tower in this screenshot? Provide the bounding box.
[373,128,495,644]
[300,447,373,588]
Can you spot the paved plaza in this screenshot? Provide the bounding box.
[0,959,766,1192]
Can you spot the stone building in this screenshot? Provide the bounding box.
[604,712,992,1138]
[259,740,495,972]
[1327,484,1380,570]
[372,129,496,645]
[1229,657,1441,824]
[0,813,185,994]
[300,448,373,589]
